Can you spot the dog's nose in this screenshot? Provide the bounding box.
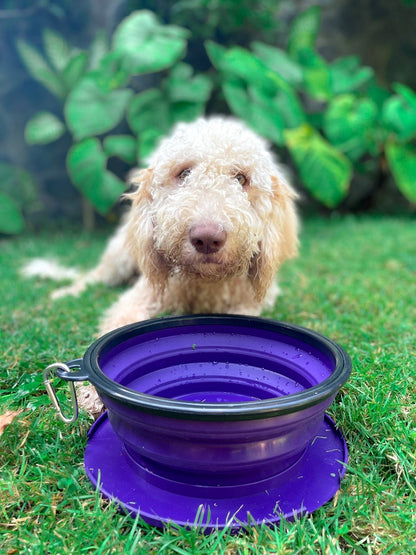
[189,224,227,254]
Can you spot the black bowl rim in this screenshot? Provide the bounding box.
[77,315,352,421]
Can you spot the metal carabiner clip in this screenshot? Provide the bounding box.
[43,363,79,424]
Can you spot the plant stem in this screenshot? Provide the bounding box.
[82,197,95,231]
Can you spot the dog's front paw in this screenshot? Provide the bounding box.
[75,383,104,418]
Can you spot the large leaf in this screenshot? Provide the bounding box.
[138,128,166,162]
[323,94,379,161]
[16,39,66,99]
[392,82,416,108]
[251,41,303,87]
[385,141,416,203]
[287,6,321,61]
[62,51,88,90]
[112,11,189,75]
[24,111,66,145]
[0,163,40,212]
[382,83,416,141]
[127,73,210,162]
[206,41,305,136]
[329,56,374,95]
[169,102,206,125]
[127,89,170,137]
[0,193,24,234]
[206,42,289,95]
[103,135,137,164]
[166,63,212,103]
[223,79,285,145]
[271,87,305,130]
[220,75,305,145]
[285,124,353,207]
[43,28,72,72]
[65,75,133,140]
[67,138,126,213]
[297,48,331,101]
[88,30,110,71]
[127,89,172,160]
[94,52,130,90]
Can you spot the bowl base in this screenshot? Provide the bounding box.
[84,413,348,530]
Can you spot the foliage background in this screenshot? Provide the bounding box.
[1,0,416,233]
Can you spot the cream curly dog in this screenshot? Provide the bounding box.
[26,117,299,413]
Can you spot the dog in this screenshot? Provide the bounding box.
[25,117,299,414]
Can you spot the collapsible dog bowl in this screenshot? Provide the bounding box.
[45,315,351,529]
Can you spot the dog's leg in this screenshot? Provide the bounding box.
[98,277,159,335]
[51,220,138,299]
[78,278,159,416]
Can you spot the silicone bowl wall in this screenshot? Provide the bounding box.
[78,315,351,486]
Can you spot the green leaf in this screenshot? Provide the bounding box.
[112,10,189,75]
[287,6,321,61]
[62,51,88,90]
[24,111,66,145]
[166,63,212,103]
[207,43,287,95]
[67,138,126,213]
[392,82,416,108]
[137,128,166,162]
[169,102,205,125]
[0,192,25,234]
[382,83,416,141]
[207,41,305,139]
[67,138,104,194]
[100,170,127,211]
[65,75,133,140]
[127,89,170,136]
[88,30,110,71]
[0,163,40,212]
[285,124,353,207]
[16,39,66,99]
[43,28,72,72]
[382,97,416,142]
[95,52,130,90]
[366,81,391,110]
[205,41,227,70]
[298,48,331,101]
[323,95,379,161]
[329,56,374,95]
[127,89,170,161]
[103,135,137,164]
[385,141,416,203]
[223,79,285,145]
[251,41,303,87]
[271,87,305,130]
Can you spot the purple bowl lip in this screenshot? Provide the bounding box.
[63,315,352,421]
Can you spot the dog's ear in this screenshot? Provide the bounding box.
[125,168,170,290]
[249,175,299,301]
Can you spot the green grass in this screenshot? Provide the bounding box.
[1,215,415,554]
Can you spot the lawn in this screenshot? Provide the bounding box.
[1,215,415,554]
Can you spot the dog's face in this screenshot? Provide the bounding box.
[127,117,298,300]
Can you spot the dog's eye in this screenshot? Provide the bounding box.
[235,173,248,187]
[177,168,192,181]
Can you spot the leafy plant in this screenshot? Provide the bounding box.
[17,11,213,224]
[0,163,40,234]
[207,7,416,208]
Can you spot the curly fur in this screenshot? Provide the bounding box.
[95,117,299,333]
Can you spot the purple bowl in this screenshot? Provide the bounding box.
[56,315,351,492]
